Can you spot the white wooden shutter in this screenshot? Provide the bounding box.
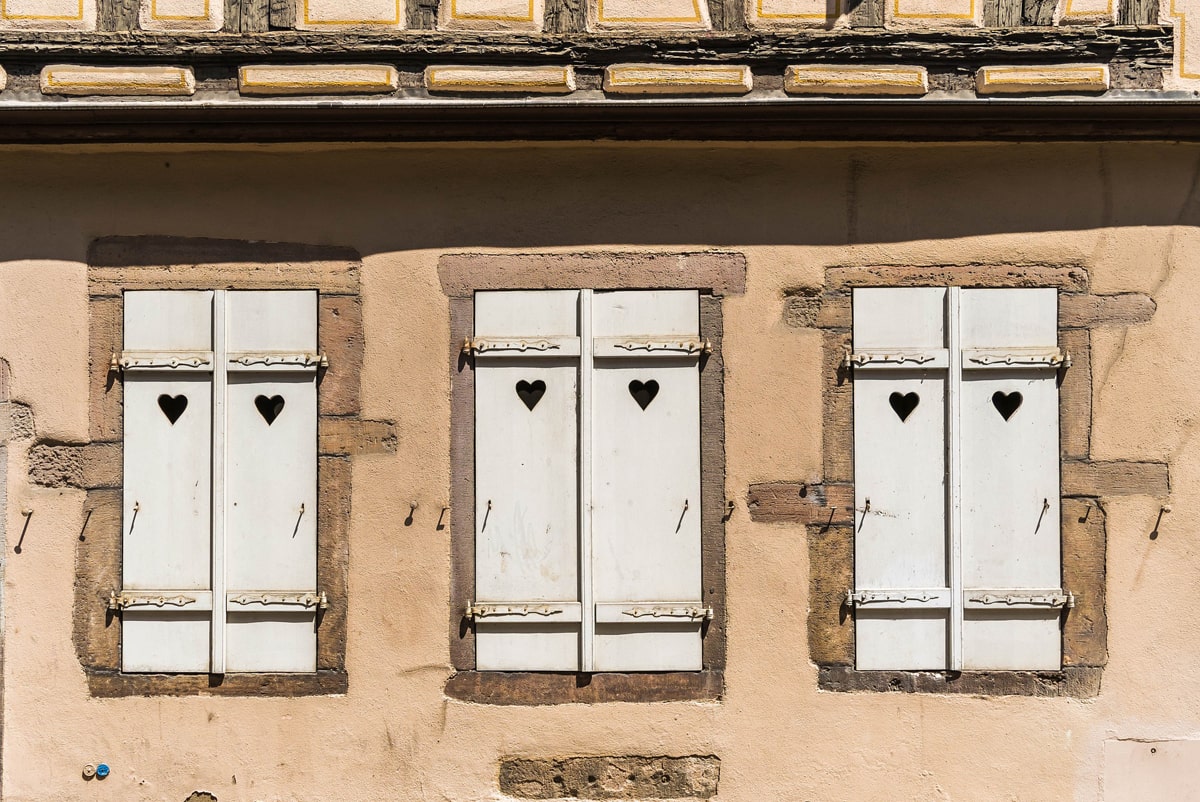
[224,291,319,673]
[473,291,582,671]
[121,291,214,673]
[851,288,950,670]
[590,290,704,672]
[958,289,1062,670]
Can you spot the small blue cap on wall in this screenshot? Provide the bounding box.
[96,764,110,779]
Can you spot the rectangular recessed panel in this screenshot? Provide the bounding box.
[226,373,317,592]
[592,623,702,672]
[122,612,210,673]
[227,290,317,354]
[225,612,318,673]
[853,288,946,350]
[855,610,948,671]
[475,624,581,672]
[1104,740,1200,802]
[123,374,213,590]
[962,610,1060,670]
[124,290,213,351]
[960,288,1057,349]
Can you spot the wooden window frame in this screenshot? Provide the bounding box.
[749,264,1168,697]
[73,236,383,697]
[440,252,745,704]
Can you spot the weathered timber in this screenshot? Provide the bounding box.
[0,26,1172,66]
[1024,0,1057,26]
[1120,0,1158,24]
[224,0,242,33]
[849,0,885,28]
[545,0,586,32]
[408,0,438,30]
[708,0,747,31]
[270,0,296,30]
[98,0,138,32]
[243,0,270,32]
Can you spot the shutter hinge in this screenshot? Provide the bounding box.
[465,601,566,619]
[108,590,198,610]
[228,591,328,609]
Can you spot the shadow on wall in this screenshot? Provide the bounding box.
[0,143,1198,262]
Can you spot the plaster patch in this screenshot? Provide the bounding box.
[0,0,95,30]
[887,0,979,26]
[1057,0,1114,24]
[296,0,404,29]
[1104,740,1200,800]
[439,0,543,30]
[589,0,711,29]
[138,0,222,31]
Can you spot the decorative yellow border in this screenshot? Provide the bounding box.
[891,0,974,20]
[449,0,536,21]
[597,0,703,23]
[1062,0,1112,18]
[756,0,844,20]
[42,66,194,93]
[426,65,574,91]
[302,0,402,25]
[150,0,209,21]
[240,66,399,93]
[1,0,84,21]
[784,65,928,90]
[1170,0,1199,79]
[606,66,750,87]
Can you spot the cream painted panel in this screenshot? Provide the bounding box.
[1105,740,1200,802]
[852,287,946,349]
[225,612,318,673]
[855,611,948,671]
[475,291,581,671]
[591,0,710,28]
[296,0,404,29]
[591,290,702,672]
[227,290,318,354]
[960,288,1057,349]
[122,612,211,673]
[124,290,213,351]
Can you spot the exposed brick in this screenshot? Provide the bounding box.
[827,264,1089,292]
[438,252,747,298]
[1059,328,1091,461]
[10,403,34,441]
[808,525,853,666]
[318,295,363,417]
[818,665,1102,697]
[1062,460,1169,498]
[746,481,852,525]
[499,756,720,799]
[1062,498,1107,667]
[318,417,397,456]
[1059,293,1155,328]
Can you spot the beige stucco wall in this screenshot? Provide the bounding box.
[0,141,1197,801]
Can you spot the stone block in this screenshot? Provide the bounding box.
[240,65,400,95]
[1062,460,1169,498]
[603,64,752,96]
[318,295,364,416]
[499,756,720,799]
[318,418,397,456]
[746,481,853,525]
[808,525,853,666]
[785,65,929,96]
[425,65,576,94]
[976,64,1111,95]
[1062,498,1107,667]
[1059,328,1091,460]
[826,264,1089,292]
[41,65,195,96]
[1059,293,1155,328]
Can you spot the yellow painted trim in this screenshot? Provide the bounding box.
[1062,0,1112,18]
[1170,0,1200,79]
[449,0,536,21]
[302,0,402,25]
[44,68,192,91]
[150,0,210,21]
[240,67,400,91]
[607,69,750,85]
[786,66,927,88]
[1,0,84,21]
[755,0,844,19]
[980,65,1109,83]
[597,0,704,23]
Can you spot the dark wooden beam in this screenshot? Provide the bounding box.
[97,0,138,32]
[1119,0,1157,24]
[545,0,586,32]
[270,0,296,30]
[0,25,1172,66]
[407,0,439,30]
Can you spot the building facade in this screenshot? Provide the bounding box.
[0,0,1198,800]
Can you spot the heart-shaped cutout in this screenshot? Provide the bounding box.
[889,391,919,422]
[157,394,188,425]
[629,379,660,411]
[515,379,546,411]
[255,394,286,425]
[992,391,1023,421]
